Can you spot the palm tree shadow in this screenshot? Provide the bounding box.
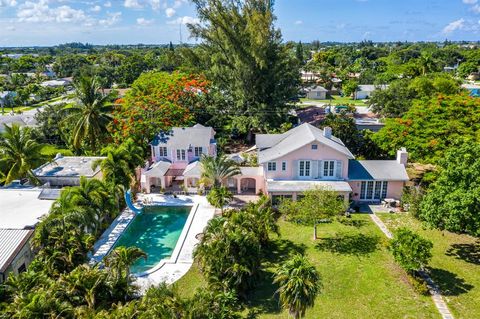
[428,268,474,296]
[264,239,307,265]
[445,241,480,265]
[315,233,380,257]
[245,268,281,314]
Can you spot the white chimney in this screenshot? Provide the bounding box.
[323,126,332,139]
[397,147,408,166]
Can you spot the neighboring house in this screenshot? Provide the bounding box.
[0,229,34,283]
[40,79,71,88]
[0,91,17,111]
[0,188,55,282]
[141,124,265,194]
[354,84,388,100]
[33,154,105,187]
[0,114,37,133]
[255,123,409,204]
[461,83,480,97]
[301,71,319,82]
[306,86,328,100]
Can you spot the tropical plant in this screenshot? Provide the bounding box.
[389,228,433,273]
[273,254,321,319]
[104,246,147,284]
[63,75,114,152]
[207,186,233,213]
[279,187,347,239]
[0,123,44,185]
[200,154,241,187]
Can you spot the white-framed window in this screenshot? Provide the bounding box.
[176,149,186,161]
[159,147,167,157]
[360,181,388,200]
[299,160,311,177]
[282,161,287,171]
[267,162,277,171]
[323,160,335,177]
[194,147,203,157]
[311,144,318,150]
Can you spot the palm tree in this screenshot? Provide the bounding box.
[418,52,438,75]
[0,124,44,184]
[200,154,240,187]
[206,186,233,213]
[105,246,147,282]
[63,75,114,152]
[93,148,132,190]
[273,255,321,319]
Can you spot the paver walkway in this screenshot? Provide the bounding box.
[368,212,454,319]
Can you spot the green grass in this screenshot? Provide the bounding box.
[378,213,480,319]
[300,96,368,106]
[175,214,438,318]
[40,144,74,158]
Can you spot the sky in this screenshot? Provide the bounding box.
[0,0,479,46]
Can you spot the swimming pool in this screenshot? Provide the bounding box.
[112,205,191,274]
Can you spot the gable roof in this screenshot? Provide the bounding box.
[358,84,388,92]
[0,229,33,272]
[151,124,215,149]
[348,160,409,181]
[308,85,328,92]
[256,123,354,163]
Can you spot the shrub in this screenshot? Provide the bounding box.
[389,228,433,273]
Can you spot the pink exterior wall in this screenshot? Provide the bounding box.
[262,142,350,180]
[349,180,405,201]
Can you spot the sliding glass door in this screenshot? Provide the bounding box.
[360,181,388,200]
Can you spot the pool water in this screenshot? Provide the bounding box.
[112,206,191,274]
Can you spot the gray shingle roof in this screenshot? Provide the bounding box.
[348,160,409,181]
[256,123,354,163]
[151,124,215,149]
[33,156,105,178]
[0,229,33,272]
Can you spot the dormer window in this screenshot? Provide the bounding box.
[194,147,203,157]
[159,147,167,157]
[311,144,318,150]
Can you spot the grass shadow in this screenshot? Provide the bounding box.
[245,268,281,315]
[445,241,480,265]
[264,239,307,265]
[428,268,474,296]
[338,218,368,228]
[315,233,380,257]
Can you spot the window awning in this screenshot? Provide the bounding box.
[267,180,352,193]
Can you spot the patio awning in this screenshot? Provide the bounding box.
[143,161,171,177]
[165,168,185,177]
[267,180,352,193]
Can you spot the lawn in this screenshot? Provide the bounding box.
[174,214,438,318]
[378,212,480,319]
[300,96,368,106]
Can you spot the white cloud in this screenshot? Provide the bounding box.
[0,0,17,7]
[104,1,112,8]
[463,0,477,4]
[165,7,175,17]
[99,11,121,26]
[168,15,199,25]
[443,18,465,34]
[173,0,186,8]
[136,17,153,26]
[90,5,101,12]
[6,25,15,31]
[472,4,480,13]
[17,0,90,24]
[124,0,143,9]
[294,20,303,25]
[363,31,372,38]
[149,0,162,10]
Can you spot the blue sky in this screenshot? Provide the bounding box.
[0,0,479,46]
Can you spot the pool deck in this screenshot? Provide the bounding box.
[134,194,215,292]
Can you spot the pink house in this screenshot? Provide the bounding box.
[256,123,409,204]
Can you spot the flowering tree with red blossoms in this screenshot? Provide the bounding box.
[109,71,210,146]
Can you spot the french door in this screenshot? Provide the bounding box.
[360,181,388,200]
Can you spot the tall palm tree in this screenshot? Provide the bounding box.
[206,186,233,213]
[273,255,321,319]
[64,75,114,152]
[93,148,132,190]
[0,124,44,184]
[200,154,240,187]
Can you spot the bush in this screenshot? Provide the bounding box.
[389,228,433,273]
[407,273,430,295]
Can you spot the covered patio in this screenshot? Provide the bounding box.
[266,180,352,205]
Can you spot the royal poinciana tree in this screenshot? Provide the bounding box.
[188,0,300,138]
[109,71,210,146]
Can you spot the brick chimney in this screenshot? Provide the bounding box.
[396,147,408,166]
